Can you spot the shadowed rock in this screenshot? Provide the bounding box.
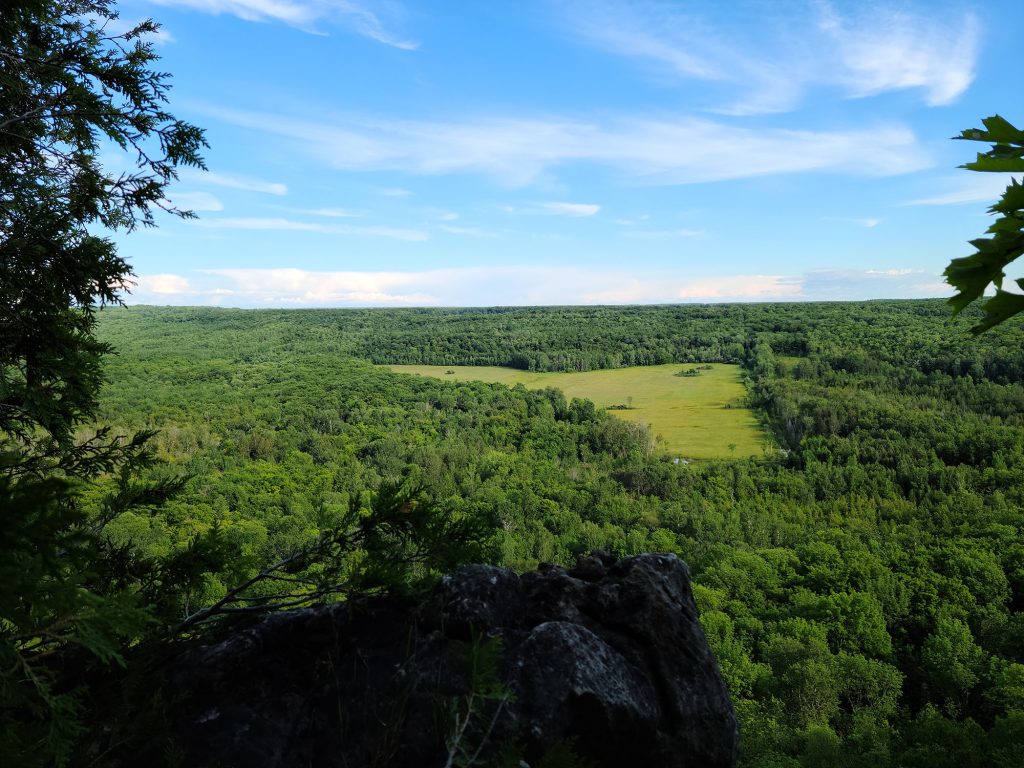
[101,553,737,767]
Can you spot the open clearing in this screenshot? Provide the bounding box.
[386,363,765,459]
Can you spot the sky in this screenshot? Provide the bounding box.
[111,0,1022,307]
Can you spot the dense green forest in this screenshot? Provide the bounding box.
[90,300,1024,767]
[256,303,783,370]
[5,2,1022,765]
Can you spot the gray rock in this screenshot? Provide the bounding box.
[100,553,737,767]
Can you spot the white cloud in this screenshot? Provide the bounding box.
[206,106,931,186]
[147,0,418,47]
[821,2,979,106]
[204,268,435,304]
[562,0,979,113]
[183,170,288,195]
[377,187,412,197]
[327,0,417,49]
[197,216,332,232]
[121,266,946,307]
[538,202,601,217]
[163,191,224,211]
[194,216,429,240]
[801,268,947,300]
[675,275,802,300]
[905,175,1022,206]
[135,273,192,295]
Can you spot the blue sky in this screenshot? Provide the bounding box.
[113,0,1021,307]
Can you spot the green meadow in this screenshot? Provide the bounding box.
[386,363,766,459]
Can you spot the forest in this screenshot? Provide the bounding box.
[5,3,1024,765]
[82,299,1024,767]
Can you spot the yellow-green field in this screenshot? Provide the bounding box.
[386,363,766,459]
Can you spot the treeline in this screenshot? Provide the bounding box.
[93,301,1024,766]
[112,299,1005,374]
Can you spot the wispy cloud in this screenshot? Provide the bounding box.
[125,265,945,307]
[183,170,288,196]
[148,0,418,47]
[496,201,601,217]
[197,216,332,232]
[561,0,979,114]
[206,106,931,186]
[293,207,362,217]
[194,216,429,240]
[329,0,417,49]
[614,215,650,226]
[564,0,800,115]
[905,174,1022,206]
[538,202,601,217]
[819,2,979,106]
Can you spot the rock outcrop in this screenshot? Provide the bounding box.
[106,553,737,767]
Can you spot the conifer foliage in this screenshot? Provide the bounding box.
[0,2,205,762]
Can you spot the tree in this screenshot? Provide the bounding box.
[0,12,488,762]
[1,2,204,763]
[1,0,205,442]
[944,116,1024,333]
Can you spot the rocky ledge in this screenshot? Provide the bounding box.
[108,553,737,767]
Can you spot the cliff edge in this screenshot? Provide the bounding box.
[104,553,737,767]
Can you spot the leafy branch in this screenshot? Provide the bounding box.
[944,115,1024,333]
[165,482,490,636]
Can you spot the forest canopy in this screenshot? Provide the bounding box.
[89,301,1024,766]
[2,1,1023,766]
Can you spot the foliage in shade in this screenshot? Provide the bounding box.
[0,2,208,761]
[0,0,206,445]
[1,8,498,762]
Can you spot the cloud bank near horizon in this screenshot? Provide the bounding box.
[127,266,948,308]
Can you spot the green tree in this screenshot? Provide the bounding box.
[920,615,987,717]
[945,115,1024,332]
[0,2,205,762]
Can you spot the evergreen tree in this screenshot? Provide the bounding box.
[0,2,205,762]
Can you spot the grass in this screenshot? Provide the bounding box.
[385,363,766,460]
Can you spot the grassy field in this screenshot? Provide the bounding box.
[386,363,766,459]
